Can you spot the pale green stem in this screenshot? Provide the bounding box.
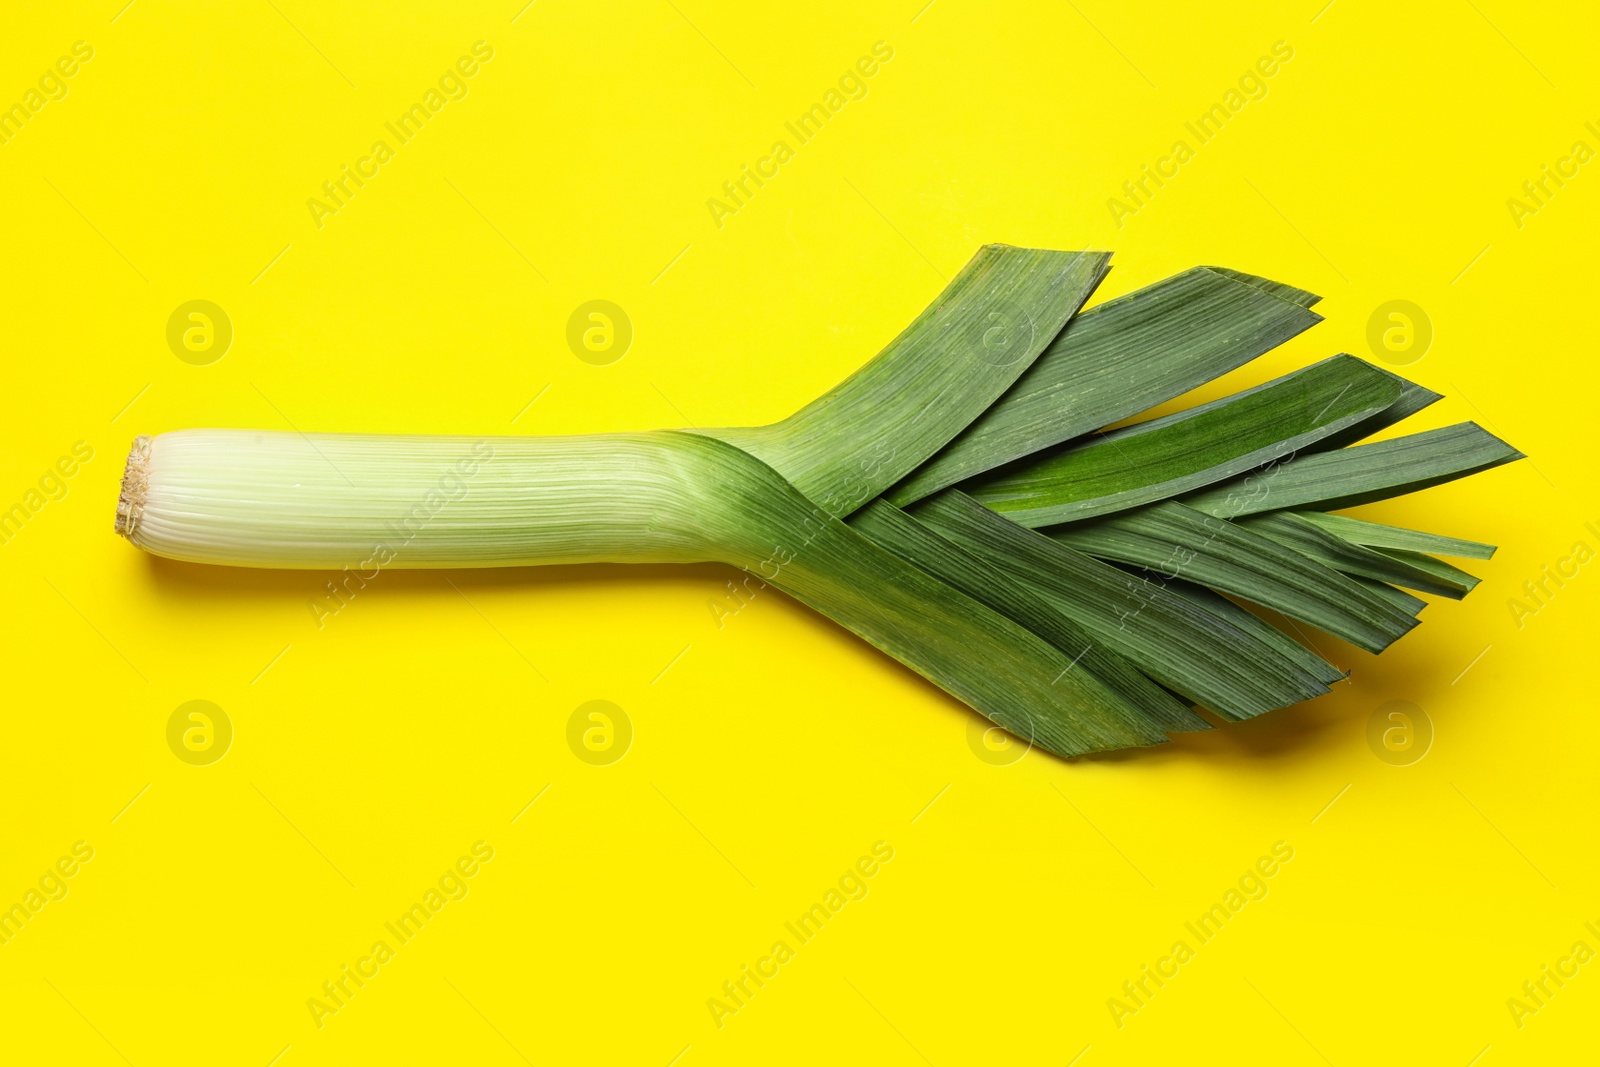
[117,429,736,570]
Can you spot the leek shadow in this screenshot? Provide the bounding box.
[139,556,1467,771]
[142,553,733,606]
[1075,607,1469,767]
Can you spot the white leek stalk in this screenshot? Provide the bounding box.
[117,429,736,569]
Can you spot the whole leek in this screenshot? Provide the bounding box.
[118,246,1522,758]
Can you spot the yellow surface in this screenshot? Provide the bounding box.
[1,1,1595,1063]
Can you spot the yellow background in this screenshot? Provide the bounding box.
[1,1,1595,1063]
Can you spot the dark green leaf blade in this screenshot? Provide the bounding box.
[1235,512,1478,599]
[1374,548,1481,597]
[910,492,1332,721]
[1292,510,1497,560]
[887,266,1324,504]
[1154,578,1347,690]
[1350,577,1429,616]
[963,355,1402,527]
[1048,500,1418,653]
[1203,266,1321,308]
[689,433,1171,757]
[850,499,1210,734]
[1309,375,1443,452]
[701,245,1110,517]
[1182,423,1524,518]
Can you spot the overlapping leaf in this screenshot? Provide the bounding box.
[885,266,1324,504]
[910,492,1334,721]
[850,499,1208,740]
[1292,511,1496,560]
[1237,512,1480,599]
[963,355,1402,527]
[1047,500,1417,652]
[701,245,1111,517]
[1182,423,1523,518]
[698,248,1522,758]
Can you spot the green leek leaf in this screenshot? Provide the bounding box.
[1236,512,1479,599]
[1310,376,1442,452]
[1350,577,1429,616]
[703,245,1110,517]
[1154,578,1347,690]
[1373,548,1482,597]
[886,266,1323,504]
[962,355,1401,527]
[910,492,1332,721]
[1202,266,1321,308]
[850,499,1209,734]
[689,435,1182,756]
[1047,500,1417,653]
[1182,423,1524,518]
[1292,511,1497,560]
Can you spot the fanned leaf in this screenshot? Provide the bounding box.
[687,435,1171,756]
[910,492,1332,721]
[1048,501,1417,653]
[963,355,1401,527]
[849,500,1209,736]
[1375,548,1481,596]
[1155,578,1347,689]
[1236,512,1478,599]
[886,266,1323,504]
[1293,511,1497,560]
[1182,423,1524,518]
[1311,375,1442,452]
[1203,266,1321,308]
[702,245,1110,516]
[1350,576,1429,615]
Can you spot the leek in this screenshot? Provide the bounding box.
[117,245,1523,758]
